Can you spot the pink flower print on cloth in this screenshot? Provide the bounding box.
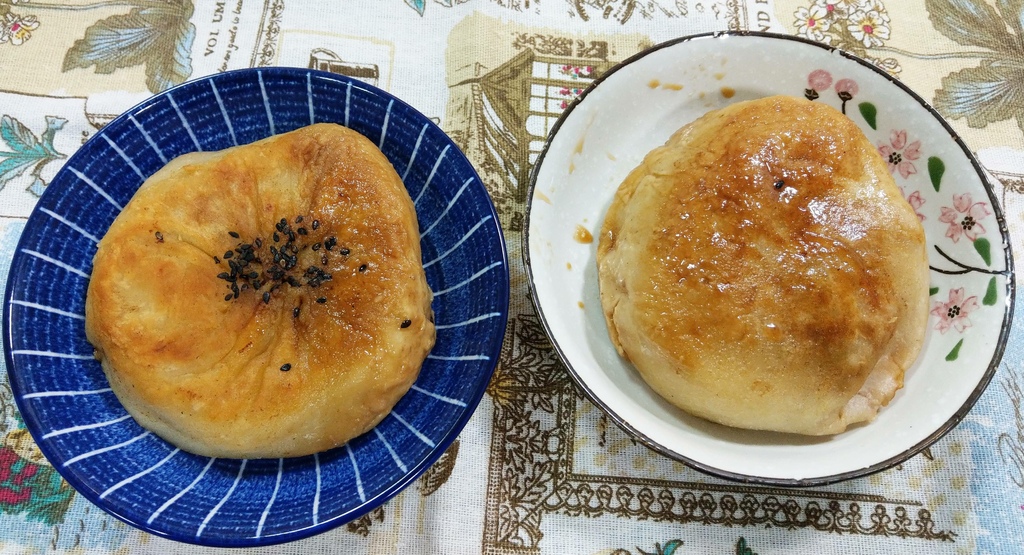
[931,287,979,334]
[878,129,921,179]
[0,14,39,46]
[822,0,851,18]
[847,1,891,47]
[795,4,832,43]
[939,193,992,242]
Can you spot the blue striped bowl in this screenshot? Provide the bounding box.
[3,68,509,546]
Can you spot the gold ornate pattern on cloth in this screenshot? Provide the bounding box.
[0,0,1022,553]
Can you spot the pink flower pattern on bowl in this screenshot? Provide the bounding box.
[938,193,991,243]
[879,130,921,179]
[900,187,926,222]
[834,77,859,98]
[931,287,979,334]
[803,70,859,114]
[801,69,1008,361]
[807,69,833,93]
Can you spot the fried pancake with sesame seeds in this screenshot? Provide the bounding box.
[85,123,435,458]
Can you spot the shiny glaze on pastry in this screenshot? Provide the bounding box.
[597,96,928,435]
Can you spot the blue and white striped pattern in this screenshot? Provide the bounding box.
[3,67,508,547]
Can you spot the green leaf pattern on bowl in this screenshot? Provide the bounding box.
[803,68,1008,364]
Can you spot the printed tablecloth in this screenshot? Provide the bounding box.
[1,1,1023,553]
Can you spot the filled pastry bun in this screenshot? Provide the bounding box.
[86,123,435,458]
[597,96,928,436]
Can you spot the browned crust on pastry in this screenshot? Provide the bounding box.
[85,123,435,457]
[597,96,928,435]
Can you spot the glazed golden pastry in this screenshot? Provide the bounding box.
[597,95,928,436]
[85,123,435,458]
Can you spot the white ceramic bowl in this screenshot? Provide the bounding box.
[525,32,1014,486]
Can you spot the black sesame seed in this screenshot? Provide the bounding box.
[155,231,164,242]
[316,297,327,304]
[311,220,320,230]
[321,254,329,265]
[359,264,367,273]
[273,232,280,243]
[774,179,785,190]
[401,319,412,328]
[339,248,350,256]
[312,242,321,251]
[324,237,337,251]
[297,227,308,236]
[214,256,220,264]
[280,363,292,372]
[254,238,262,248]
[295,215,304,223]
[228,231,240,238]
[224,250,234,259]
[224,293,233,301]
[293,307,300,318]
[263,291,271,304]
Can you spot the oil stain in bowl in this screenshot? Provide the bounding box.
[574,224,593,244]
[647,79,683,91]
[569,114,596,174]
